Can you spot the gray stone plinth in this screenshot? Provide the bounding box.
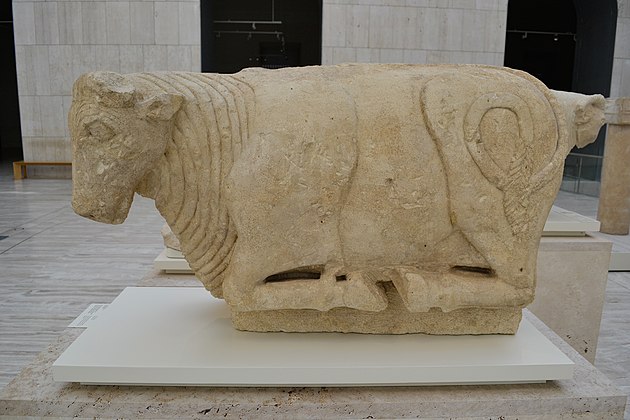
[531,235,612,363]
[599,98,630,235]
[0,276,626,419]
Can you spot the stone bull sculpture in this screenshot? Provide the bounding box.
[70,64,605,334]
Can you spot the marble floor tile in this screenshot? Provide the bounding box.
[0,165,628,418]
[0,163,165,387]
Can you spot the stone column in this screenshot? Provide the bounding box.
[598,98,630,234]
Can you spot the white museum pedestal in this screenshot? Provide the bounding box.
[52,287,573,387]
[153,248,191,273]
[0,270,626,418]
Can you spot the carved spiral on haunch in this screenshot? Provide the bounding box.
[421,66,569,240]
[500,67,570,192]
[461,71,569,238]
[463,93,537,236]
[131,72,254,297]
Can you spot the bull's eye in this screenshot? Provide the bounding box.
[85,120,115,141]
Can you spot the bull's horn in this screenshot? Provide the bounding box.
[75,71,138,108]
[137,93,184,121]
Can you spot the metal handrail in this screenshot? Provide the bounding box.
[562,153,603,196]
[566,152,603,160]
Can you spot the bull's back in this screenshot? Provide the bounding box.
[338,69,453,265]
[231,65,454,266]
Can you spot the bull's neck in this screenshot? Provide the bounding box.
[132,72,254,291]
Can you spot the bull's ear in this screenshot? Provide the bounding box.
[137,93,184,121]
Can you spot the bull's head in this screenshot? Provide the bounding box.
[552,90,606,149]
[69,72,182,224]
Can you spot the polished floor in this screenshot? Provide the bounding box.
[0,165,628,417]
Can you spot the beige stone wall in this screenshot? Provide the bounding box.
[612,0,630,97]
[322,0,508,66]
[11,0,201,176]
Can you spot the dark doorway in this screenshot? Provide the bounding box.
[0,2,23,163]
[504,0,577,92]
[201,0,322,73]
[504,0,617,193]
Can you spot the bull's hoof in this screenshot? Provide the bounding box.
[337,271,388,312]
[392,268,434,312]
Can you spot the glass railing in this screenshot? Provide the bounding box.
[561,153,603,197]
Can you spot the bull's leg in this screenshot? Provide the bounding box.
[222,249,387,312]
[392,206,538,313]
[392,266,532,313]
[392,228,536,313]
[254,265,387,312]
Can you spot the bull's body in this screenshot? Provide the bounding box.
[70,64,606,334]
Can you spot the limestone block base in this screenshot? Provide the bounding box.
[233,282,521,334]
[531,235,612,363]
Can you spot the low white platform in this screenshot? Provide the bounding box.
[543,205,600,236]
[53,287,574,387]
[153,248,191,273]
[610,251,630,271]
[595,231,630,271]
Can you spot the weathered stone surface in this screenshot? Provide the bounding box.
[69,64,605,334]
[598,97,630,235]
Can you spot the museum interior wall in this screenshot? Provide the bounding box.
[11,0,201,177]
[9,0,630,179]
[322,0,507,66]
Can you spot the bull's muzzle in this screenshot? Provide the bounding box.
[71,193,133,225]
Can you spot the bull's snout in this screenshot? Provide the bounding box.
[71,191,133,225]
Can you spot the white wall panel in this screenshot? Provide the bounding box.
[323,4,347,47]
[58,2,83,45]
[12,0,202,165]
[12,2,36,45]
[380,48,403,62]
[14,46,35,96]
[368,6,394,48]
[166,45,192,71]
[34,3,60,45]
[178,2,200,45]
[94,45,121,72]
[81,2,107,45]
[106,2,131,45]
[346,5,370,48]
[155,2,179,45]
[48,45,73,96]
[130,2,155,45]
[332,47,357,63]
[39,96,66,138]
[32,46,51,96]
[17,96,42,138]
[143,45,168,70]
[119,45,144,73]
